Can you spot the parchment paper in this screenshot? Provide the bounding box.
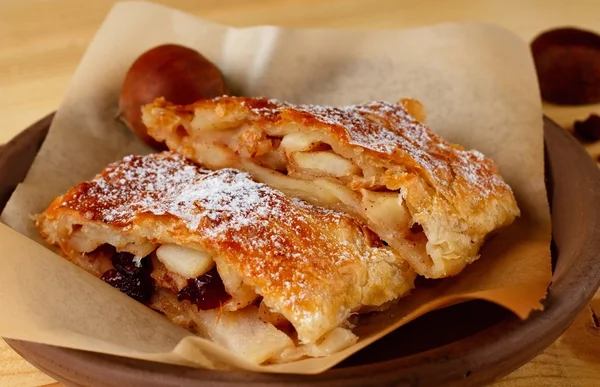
[0,1,551,374]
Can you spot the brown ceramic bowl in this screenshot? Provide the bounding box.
[2,114,600,387]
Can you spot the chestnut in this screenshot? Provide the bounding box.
[573,114,600,142]
[118,44,229,149]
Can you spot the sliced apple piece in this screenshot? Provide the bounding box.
[291,151,360,178]
[270,327,358,363]
[360,189,411,230]
[195,306,295,364]
[155,244,214,279]
[280,132,323,152]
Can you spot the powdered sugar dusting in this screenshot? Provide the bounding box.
[227,97,507,197]
[156,96,515,206]
[296,101,425,155]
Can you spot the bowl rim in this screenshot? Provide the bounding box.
[4,114,600,387]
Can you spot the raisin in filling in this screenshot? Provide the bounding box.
[178,267,231,310]
[410,223,424,233]
[101,251,154,302]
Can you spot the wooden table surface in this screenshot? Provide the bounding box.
[1,1,599,386]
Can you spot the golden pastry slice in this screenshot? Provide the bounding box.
[141,97,520,278]
[36,152,415,364]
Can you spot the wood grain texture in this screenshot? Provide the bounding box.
[0,1,599,386]
[0,341,55,387]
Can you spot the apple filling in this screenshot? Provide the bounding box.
[152,115,431,271]
[234,133,431,271]
[141,97,524,279]
[59,224,357,364]
[65,222,258,312]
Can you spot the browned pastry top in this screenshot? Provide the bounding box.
[142,97,520,278]
[44,152,414,342]
[160,96,513,210]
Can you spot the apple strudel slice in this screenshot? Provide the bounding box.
[36,152,415,364]
[141,97,520,278]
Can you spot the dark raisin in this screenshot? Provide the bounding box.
[410,223,424,233]
[102,252,155,302]
[112,251,151,275]
[178,267,231,310]
[573,114,600,142]
[101,268,154,302]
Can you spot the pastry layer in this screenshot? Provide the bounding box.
[142,97,520,278]
[37,152,415,351]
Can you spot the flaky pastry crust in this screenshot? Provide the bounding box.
[37,152,415,344]
[142,97,520,278]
